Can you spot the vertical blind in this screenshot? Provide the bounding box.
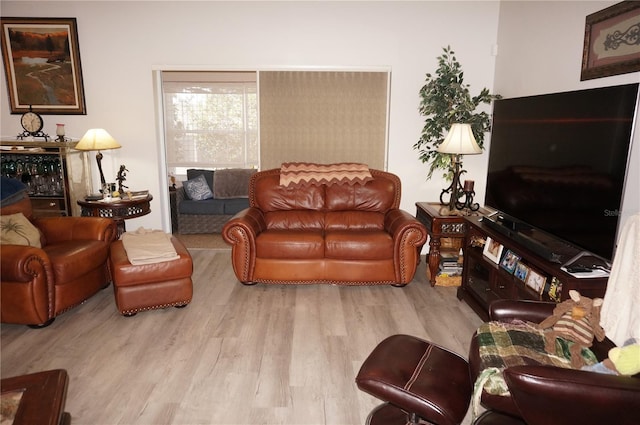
[259,71,389,170]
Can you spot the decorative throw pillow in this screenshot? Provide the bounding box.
[0,213,42,248]
[186,169,214,192]
[182,174,214,201]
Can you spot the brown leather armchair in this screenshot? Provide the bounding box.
[469,300,640,424]
[1,196,117,327]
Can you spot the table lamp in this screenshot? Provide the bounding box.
[437,123,481,211]
[74,129,121,189]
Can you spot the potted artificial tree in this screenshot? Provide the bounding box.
[414,46,501,183]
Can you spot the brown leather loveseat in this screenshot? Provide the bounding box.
[222,167,427,286]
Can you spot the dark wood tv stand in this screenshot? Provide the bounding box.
[458,215,609,321]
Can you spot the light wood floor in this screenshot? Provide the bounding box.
[1,249,483,425]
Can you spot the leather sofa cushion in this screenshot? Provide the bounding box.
[256,230,324,259]
[325,177,396,212]
[43,240,109,281]
[264,210,325,231]
[325,211,384,231]
[325,230,392,260]
[254,173,326,212]
[263,211,384,231]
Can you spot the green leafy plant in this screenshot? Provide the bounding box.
[414,46,501,180]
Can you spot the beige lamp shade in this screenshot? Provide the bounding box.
[74,129,121,151]
[437,123,481,155]
[75,129,121,187]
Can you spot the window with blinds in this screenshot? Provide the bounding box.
[162,71,258,176]
[160,69,389,179]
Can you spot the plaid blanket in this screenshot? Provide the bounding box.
[472,320,597,419]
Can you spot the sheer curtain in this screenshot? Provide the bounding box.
[161,71,258,176]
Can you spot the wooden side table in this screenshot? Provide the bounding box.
[78,194,153,237]
[0,369,71,425]
[415,202,484,286]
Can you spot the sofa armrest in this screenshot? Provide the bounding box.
[222,207,266,283]
[0,245,55,324]
[504,365,640,425]
[176,187,187,203]
[489,299,556,323]
[384,209,428,245]
[223,207,266,240]
[34,217,117,244]
[1,245,54,284]
[384,209,428,284]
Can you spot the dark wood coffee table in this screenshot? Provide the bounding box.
[1,369,71,425]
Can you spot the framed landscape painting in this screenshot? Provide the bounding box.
[1,17,86,114]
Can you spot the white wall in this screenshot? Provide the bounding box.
[2,1,637,241]
[494,1,640,234]
[0,1,501,231]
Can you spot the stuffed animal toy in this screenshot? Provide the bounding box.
[582,338,640,375]
[538,289,606,368]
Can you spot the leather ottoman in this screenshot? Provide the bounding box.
[356,334,472,425]
[109,236,193,316]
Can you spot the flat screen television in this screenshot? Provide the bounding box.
[484,83,638,263]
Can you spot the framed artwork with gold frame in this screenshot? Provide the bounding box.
[1,17,86,114]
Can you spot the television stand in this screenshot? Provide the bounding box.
[458,215,608,321]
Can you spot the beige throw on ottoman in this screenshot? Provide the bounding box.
[110,230,193,316]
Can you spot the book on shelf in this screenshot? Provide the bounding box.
[438,263,463,277]
[438,249,463,276]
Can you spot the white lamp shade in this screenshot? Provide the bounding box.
[75,129,121,151]
[437,123,482,155]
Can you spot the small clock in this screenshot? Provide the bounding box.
[21,110,43,134]
[17,108,49,141]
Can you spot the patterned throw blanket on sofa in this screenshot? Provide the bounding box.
[472,320,597,419]
[279,162,373,188]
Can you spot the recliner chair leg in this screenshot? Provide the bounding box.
[407,412,420,425]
